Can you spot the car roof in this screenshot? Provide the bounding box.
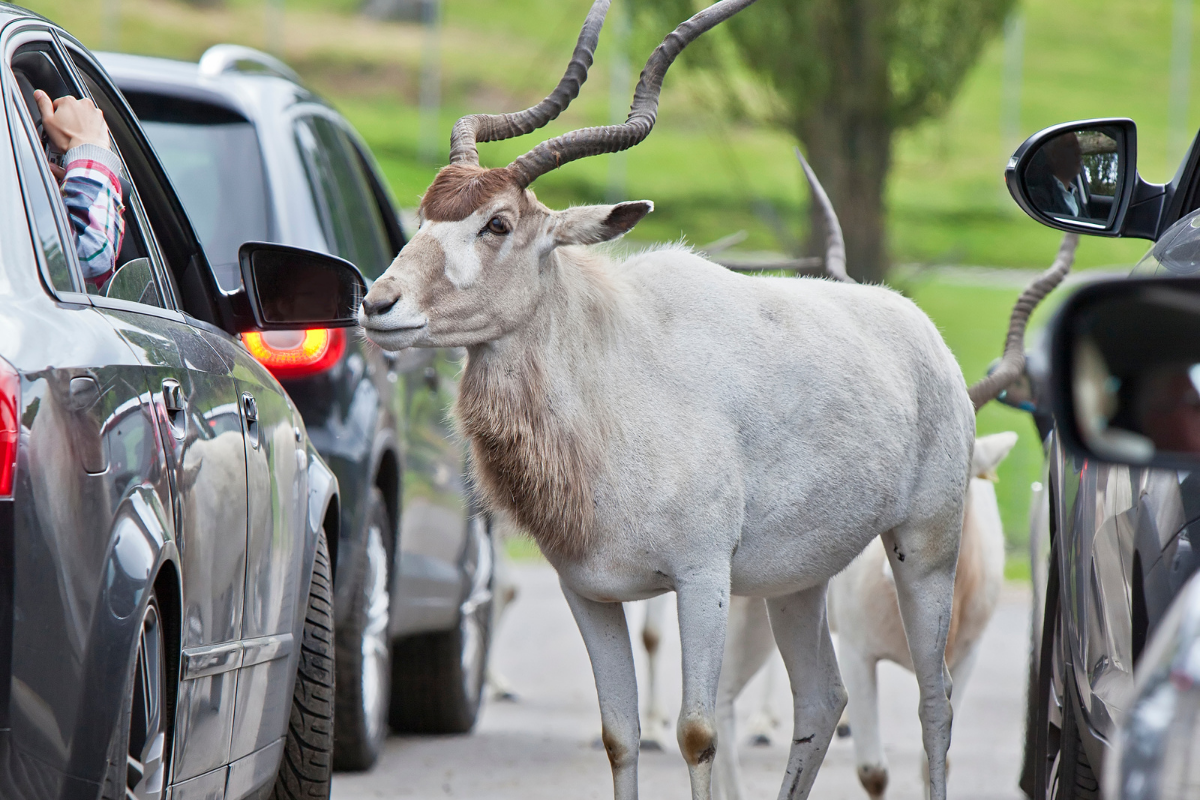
[98,48,327,126]
[0,3,52,27]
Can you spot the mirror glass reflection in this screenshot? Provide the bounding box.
[250,249,364,325]
[1024,128,1122,227]
[1072,286,1200,462]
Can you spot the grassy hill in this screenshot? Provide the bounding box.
[21,0,1196,570]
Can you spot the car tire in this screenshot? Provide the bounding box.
[1029,538,1101,800]
[102,591,169,800]
[389,517,493,734]
[334,488,392,771]
[271,530,335,799]
[1052,674,1100,800]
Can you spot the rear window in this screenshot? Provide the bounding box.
[126,93,270,291]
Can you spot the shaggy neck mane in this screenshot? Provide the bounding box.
[455,248,620,561]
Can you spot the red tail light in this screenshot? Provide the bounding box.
[0,359,18,498]
[243,329,346,379]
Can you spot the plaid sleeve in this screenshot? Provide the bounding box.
[61,144,126,286]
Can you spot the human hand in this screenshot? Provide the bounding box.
[33,90,111,152]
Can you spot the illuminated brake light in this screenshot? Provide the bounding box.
[243,329,346,379]
[0,359,18,498]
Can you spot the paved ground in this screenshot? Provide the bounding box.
[333,562,1032,800]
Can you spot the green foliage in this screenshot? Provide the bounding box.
[639,0,1015,132]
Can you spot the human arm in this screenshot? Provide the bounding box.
[34,90,125,284]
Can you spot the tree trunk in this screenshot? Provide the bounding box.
[792,0,894,285]
[798,115,892,285]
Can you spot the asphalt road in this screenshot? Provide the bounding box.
[333,562,1032,800]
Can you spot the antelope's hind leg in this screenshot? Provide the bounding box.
[881,513,962,800]
[561,580,641,800]
[713,596,776,800]
[640,594,673,749]
[766,583,847,800]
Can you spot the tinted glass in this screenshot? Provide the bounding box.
[1134,209,1200,277]
[1070,286,1200,462]
[139,115,269,292]
[250,248,363,325]
[294,115,392,278]
[12,114,77,293]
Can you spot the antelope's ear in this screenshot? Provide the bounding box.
[551,201,654,246]
[971,431,1019,480]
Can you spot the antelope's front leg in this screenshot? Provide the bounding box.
[676,575,732,800]
[560,579,641,800]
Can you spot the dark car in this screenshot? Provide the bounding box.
[1004,119,1200,798]
[97,45,495,769]
[1036,273,1200,800]
[0,7,371,799]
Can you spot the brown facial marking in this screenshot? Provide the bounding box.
[455,349,601,562]
[420,163,524,222]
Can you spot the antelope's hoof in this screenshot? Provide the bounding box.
[836,723,852,739]
[639,738,664,752]
[750,734,771,747]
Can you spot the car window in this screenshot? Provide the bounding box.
[11,103,79,294]
[293,114,391,279]
[9,42,166,308]
[128,93,271,292]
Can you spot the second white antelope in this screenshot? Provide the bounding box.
[358,2,1064,797]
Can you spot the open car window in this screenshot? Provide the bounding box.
[9,40,167,308]
[65,40,224,326]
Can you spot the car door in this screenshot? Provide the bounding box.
[57,40,256,784]
[1,31,179,792]
[292,110,470,634]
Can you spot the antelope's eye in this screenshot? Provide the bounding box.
[484,216,510,236]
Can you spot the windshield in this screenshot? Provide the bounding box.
[130,94,270,292]
[1132,208,1200,278]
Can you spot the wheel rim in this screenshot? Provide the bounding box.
[459,520,493,706]
[127,603,166,800]
[361,519,391,745]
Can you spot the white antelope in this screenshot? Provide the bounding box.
[358,2,1068,797]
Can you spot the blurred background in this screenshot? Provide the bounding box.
[23,0,1200,578]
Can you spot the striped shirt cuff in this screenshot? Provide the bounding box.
[64,143,123,177]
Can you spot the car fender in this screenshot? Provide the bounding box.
[305,442,339,590]
[64,486,180,786]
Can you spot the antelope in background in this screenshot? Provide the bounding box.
[358,1,1068,796]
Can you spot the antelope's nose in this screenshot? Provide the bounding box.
[361,297,397,317]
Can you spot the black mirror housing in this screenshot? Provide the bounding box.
[1007,119,1168,240]
[1049,275,1200,469]
[236,242,365,332]
[1006,119,1137,236]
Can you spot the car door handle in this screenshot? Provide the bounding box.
[242,392,260,449]
[162,379,184,412]
[241,392,258,422]
[162,379,186,438]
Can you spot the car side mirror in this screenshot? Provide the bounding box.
[237,242,365,331]
[1050,276,1200,468]
[1006,119,1165,240]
